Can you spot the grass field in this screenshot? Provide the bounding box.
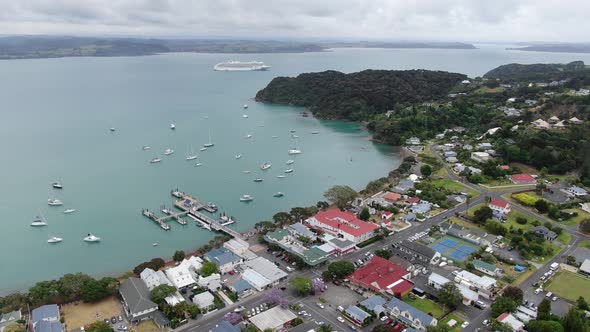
[135,321,160,332]
[402,296,445,319]
[474,86,505,94]
[504,210,535,231]
[440,313,465,332]
[581,241,590,249]
[545,271,590,302]
[429,178,479,197]
[560,209,590,226]
[557,231,572,245]
[62,296,122,329]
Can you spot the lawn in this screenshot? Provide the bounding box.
[557,231,572,245]
[429,178,479,197]
[62,296,122,329]
[580,241,590,249]
[402,296,445,319]
[135,321,160,332]
[440,313,465,332]
[474,86,505,94]
[504,210,535,232]
[545,271,590,302]
[559,209,590,227]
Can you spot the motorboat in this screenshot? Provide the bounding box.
[235,154,242,159]
[186,155,198,161]
[207,202,218,211]
[52,182,63,189]
[245,134,253,139]
[291,135,299,138]
[253,178,263,182]
[110,127,116,132]
[272,135,279,138]
[240,195,253,202]
[83,234,101,242]
[48,236,63,243]
[63,208,76,214]
[200,147,208,151]
[194,163,203,167]
[284,169,294,173]
[243,170,251,174]
[290,130,296,133]
[150,157,162,163]
[48,199,63,206]
[31,216,48,227]
[243,114,249,118]
[277,175,286,178]
[152,242,159,247]
[273,192,285,197]
[288,149,302,155]
[170,123,176,130]
[286,160,295,165]
[243,104,248,109]
[164,148,174,155]
[311,131,320,134]
[142,145,152,150]
[261,162,272,170]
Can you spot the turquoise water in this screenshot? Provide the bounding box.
[2,45,590,294]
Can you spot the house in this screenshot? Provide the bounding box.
[324,235,356,254]
[570,117,584,125]
[504,108,521,117]
[392,240,441,266]
[507,97,516,103]
[525,99,538,106]
[393,179,415,194]
[581,203,590,214]
[229,278,254,299]
[530,226,557,241]
[443,151,457,158]
[471,152,491,163]
[31,305,62,332]
[489,198,511,215]
[0,310,22,332]
[241,257,288,291]
[197,273,222,292]
[359,295,388,316]
[564,185,588,197]
[248,306,297,332]
[288,222,317,241]
[498,165,510,171]
[454,270,496,291]
[406,137,421,145]
[532,119,550,129]
[579,259,590,276]
[496,313,525,332]
[348,256,414,297]
[406,197,420,205]
[192,291,216,310]
[476,143,493,150]
[381,211,394,220]
[411,202,432,215]
[119,278,159,322]
[165,262,197,289]
[457,284,479,305]
[548,116,560,124]
[446,156,458,163]
[264,229,331,266]
[427,273,477,305]
[306,209,379,244]
[140,268,184,306]
[383,192,402,203]
[205,248,243,273]
[345,305,371,325]
[385,297,438,331]
[427,273,449,290]
[404,213,417,222]
[472,260,502,276]
[209,320,240,332]
[223,238,250,257]
[510,174,536,185]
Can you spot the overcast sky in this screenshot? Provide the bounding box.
[0,0,588,43]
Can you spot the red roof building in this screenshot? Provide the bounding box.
[510,173,537,184]
[348,256,414,297]
[405,197,421,205]
[498,165,510,171]
[306,209,379,244]
[383,192,402,203]
[489,198,511,214]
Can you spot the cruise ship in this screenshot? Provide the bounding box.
[214,61,271,71]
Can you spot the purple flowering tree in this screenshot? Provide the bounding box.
[312,278,326,294]
[265,288,290,308]
[224,312,242,324]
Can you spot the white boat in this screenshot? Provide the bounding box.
[291,135,299,138]
[52,182,63,189]
[152,242,159,247]
[243,170,251,174]
[273,192,285,197]
[284,169,294,173]
[245,134,253,139]
[214,61,271,71]
[277,175,286,178]
[286,160,295,165]
[194,163,203,167]
[242,114,249,118]
[200,147,208,151]
[83,233,101,242]
[170,123,176,130]
[243,104,248,109]
[203,129,214,148]
[48,199,63,206]
[150,157,162,163]
[110,127,116,132]
[240,195,254,202]
[235,154,242,159]
[142,145,152,150]
[31,215,48,227]
[261,162,272,170]
[63,208,76,214]
[288,149,302,155]
[164,148,174,155]
[253,178,263,182]
[48,236,63,243]
[186,147,198,160]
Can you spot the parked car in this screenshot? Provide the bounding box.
[474,301,487,309]
[482,319,490,326]
[337,317,345,323]
[380,316,389,322]
[534,288,542,295]
[332,279,342,286]
[552,296,558,301]
[316,302,325,309]
[461,321,469,328]
[111,317,117,324]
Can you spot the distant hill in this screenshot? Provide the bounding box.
[322,41,476,50]
[255,69,466,120]
[483,61,589,81]
[507,43,590,54]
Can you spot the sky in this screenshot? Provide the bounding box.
[0,0,588,43]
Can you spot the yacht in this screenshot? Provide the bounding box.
[214,61,271,71]
[83,234,101,242]
[240,195,254,202]
[235,154,242,159]
[142,145,152,150]
[261,162,272,170]
[48,199,63,206]
[52,182,63,189]
[242,114,249,118]
[31,216,48,227]
[277,175,286,179]
[150,157,162,163]
[243,104,248,109]
[253,178,263,182]
[286,160,295,165]
[63,208,76,214]
[203,129,214,148]
[200,147,208,151]
[284,169,294,173]
[48,236,63,243]
[288,149,302,155]
[164,148,174,155]
[194,163,203,167]
[186,147,198,160]
[110,127,116,132]
[242,170,251,174]
[245,134,253,139]
[170,123,176,130]
[273,192,285,198]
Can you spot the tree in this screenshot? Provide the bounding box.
[28,280,60,306]
[241,326,257,332]
[173,250,185,262]
[537,298,551,320]
[324,185,358,209]
[473,206,493,224]
[327,261,355,280]
[273,212,292,226]
[359,208,370,221]
[316,201,330,210]
[292,317,304,326]
[425,326,451,332]
[81,279,107,303]
[290,277,312,296]
[86,321,113,332]
[200,262,218,277]
[491,296,517,318]
[58,273,93,302]
[438,282,462,309]
[577,296,589,311]
[133,258,166,275]
[374,249,392,259]
[580,219,590,233]
[264,288,288,308]
[312,278,325,294]
[224,312,242,324]
[502,286,523,303]
[526,320,565,332]
[420,164,433,177]
[3,324,25,332]
[151,285,177,304]
[318,325,333,332]
[535,200,550,213]
[563,307,588,332]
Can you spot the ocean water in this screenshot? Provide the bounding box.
[1,44,590,294]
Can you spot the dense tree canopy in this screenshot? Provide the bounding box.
[438,282,462,309]
[200,262,218,277]
[327,261,356,280]
[324,185,358,209]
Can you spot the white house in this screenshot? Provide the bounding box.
[140,268,173,290]
[564,186,588,198]
[489,198,511,215]
[471,152,491,163]
[306,209,379,244]
[192,291,216,310]
[165,263,196,289]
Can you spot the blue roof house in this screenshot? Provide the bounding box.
[205,247,243,274]
[32,305,62,332]
[229,278,254,299]
[360,295,387,316]
[386,298,438,330]
[345,305,371,325]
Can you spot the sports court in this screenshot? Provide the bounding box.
[430,236,478,262]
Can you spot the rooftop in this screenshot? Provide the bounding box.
[473,259,498,272]
[119,278,158,315]
[511,174,536,183]
[348,256,413,294]
[489,198,509,209]
[206,247,242,266]
[386,297,436,326]
[249,306,297,331]
[307,209,379,237]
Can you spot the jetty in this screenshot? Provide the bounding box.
[161,205,188,225]
[141,209,172,231]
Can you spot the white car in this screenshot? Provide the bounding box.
[316,302,325,309]
[380,316,389,322]
[337,317,345,323]
[461,321,469,328]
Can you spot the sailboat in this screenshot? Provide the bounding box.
[48,199,63,206]
[260,162,272,170]
[288,137,302,155]
[63,208,76,214]
[284,169,294,173]
[235,154,242,159]
[164,148,174,155]
[243,104,248,109]
[286,160,295,165]
[200,147,208,151]
[51,182,63,189]
[277,175,286,179]
[203,129,214,148]
[185,146,198,160]
[83,233,101,242]
[242,114,249,118]
[31,214,48,227]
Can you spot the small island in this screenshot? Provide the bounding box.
[507,43,590,54]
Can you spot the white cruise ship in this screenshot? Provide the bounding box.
[214,61,271,71]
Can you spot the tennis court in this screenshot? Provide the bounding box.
[430,236,478,262]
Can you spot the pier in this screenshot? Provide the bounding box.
[161,205,188,225]
[142,209,171,231]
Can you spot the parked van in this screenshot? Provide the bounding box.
[546,292,553,298]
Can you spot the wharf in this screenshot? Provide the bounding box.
[141,209,171,230]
